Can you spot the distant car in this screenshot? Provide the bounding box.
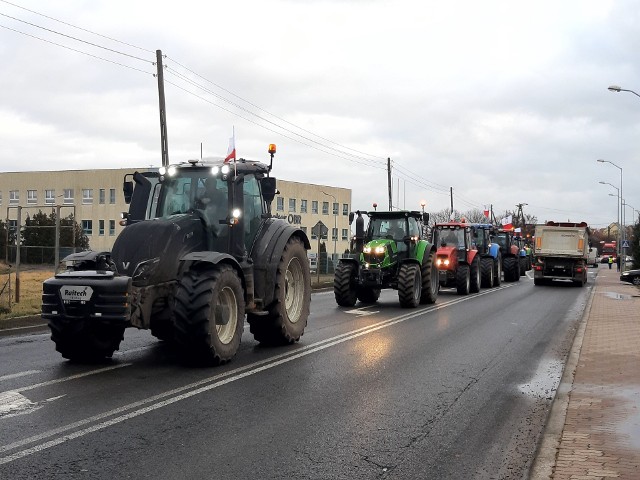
[620,269,640,286]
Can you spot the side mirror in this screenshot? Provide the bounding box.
[349,212,355,224]
[261,177,277,203]
[422,212,429,225]
[123,181,133,204]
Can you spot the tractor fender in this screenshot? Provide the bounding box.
[414,240,429,263]
[337,257,360,270]
[178,251,243,285]
[251,218,311,308]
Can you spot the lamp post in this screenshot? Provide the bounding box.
[420,200,427,237]
[597,159,624,268]
[608,85,640,98]
[624,201,639,225]
[322,191,338,258]
[600,181,621,259]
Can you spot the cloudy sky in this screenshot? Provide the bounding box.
[1,0,639,229]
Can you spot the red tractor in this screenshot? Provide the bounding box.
[433,221,481,295]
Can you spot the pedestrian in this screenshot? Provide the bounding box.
[616,255,620,271]
[608,256,613,269]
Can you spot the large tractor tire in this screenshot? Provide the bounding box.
[480,257,495,288]
[49,318,125,362]
[519,257,527,276]
[356,286,380,304]
[469,257,481,293]
[150,298,175,342]
[398,263,422,308]
[173,263,245,365]
[493,254,502,287]
[420,250,439,304]
[456,265,471,295]
[248,236,310,345]
[503,257,519,282]
[334,262,358,307]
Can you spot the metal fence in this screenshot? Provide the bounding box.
[5,246,79,265]
[0,271,11,313]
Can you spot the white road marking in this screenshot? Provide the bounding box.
[0,371,40,382]
[0,283,515,465]
[14,364,132,393]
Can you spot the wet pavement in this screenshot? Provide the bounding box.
[531,267,640,479]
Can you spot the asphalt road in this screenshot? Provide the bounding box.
[0,271,594,479]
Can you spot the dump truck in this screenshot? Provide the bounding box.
[532,221,589,287]
[42,146,312,364]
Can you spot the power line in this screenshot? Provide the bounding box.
[0,24,154,75]
[164,79,387,170]
[0,0,154,54]
[0,12,151,63]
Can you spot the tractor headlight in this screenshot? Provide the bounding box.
[211,166,220,175]
[363,246,372,254]
[221,164,230,175]
[167,166,177,177]
[132,257,160,285]
[374,246,385,254]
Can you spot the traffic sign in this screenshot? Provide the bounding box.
[622,240,630,248]
[312,221,328,238]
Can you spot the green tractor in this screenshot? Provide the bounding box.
[334,210,438,308]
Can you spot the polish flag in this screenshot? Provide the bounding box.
[483,205,490,218]
[224,132,236,163]
[501,215,513,230]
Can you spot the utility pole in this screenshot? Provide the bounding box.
[387,157,392,211]
[450,187,454,219]
[156,49,169,168]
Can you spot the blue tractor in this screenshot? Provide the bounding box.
[471,223,502,288]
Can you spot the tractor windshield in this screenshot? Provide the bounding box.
[434,227,465,248]
[495,232,509,251]
[158,171,229,220]
[368,217,407,241]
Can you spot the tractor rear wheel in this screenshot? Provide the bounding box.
[173,263,245,365]
[49,319,125,362]
[420,250,438,304]
[480,257,494,288]
[470,257,481,293]
[503,257,519,282]
[248,236,310,345]
[519,257,527,276]
[334,261,358,307]
[356,286,380,304]
[456,265,470,295]
[398,263,421,308]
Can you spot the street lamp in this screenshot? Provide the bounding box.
[597,159,624,268]
[321,191,338,259]
[608,85,640,99]
[600,181,621,254]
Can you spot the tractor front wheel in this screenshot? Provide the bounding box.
[334,262,358,307]
[480,257,494,288]
[470,257,481,293]
[398,263,421,308]
[49,319,125,362]
[173,263,245,365]
[456,265,470,295]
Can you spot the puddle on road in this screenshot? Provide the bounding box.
[602,291,633,300]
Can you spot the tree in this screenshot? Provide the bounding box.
[19,210,89,263]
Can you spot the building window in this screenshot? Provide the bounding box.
[288,198,296,212]
[332,227,338,239]
[64,189,74,204]
[276,197,284,211]
[343,204,349,215]
[332,202,339,215]
[342,228,349,240]
[109,188,116,204]
[45,190,55,204]
[99,220,105,236]
[312,200,318,214]
[99,189,105,204]
[311,232,317,240]
[300,199,307,213]
[322,201,329,215]
[27,190,37,204]
[82,220,93,235]
[9,190,19,204]
[82,189,93,204]
[109,220,116,236]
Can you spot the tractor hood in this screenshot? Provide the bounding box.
[361,238,397,268]
[111,214,206,286]
[435,245,460,270]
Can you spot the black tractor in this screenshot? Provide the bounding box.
[42,146,311,364]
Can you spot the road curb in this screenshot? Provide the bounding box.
[528,279,595,479]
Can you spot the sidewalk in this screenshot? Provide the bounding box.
[532,267,640,479]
